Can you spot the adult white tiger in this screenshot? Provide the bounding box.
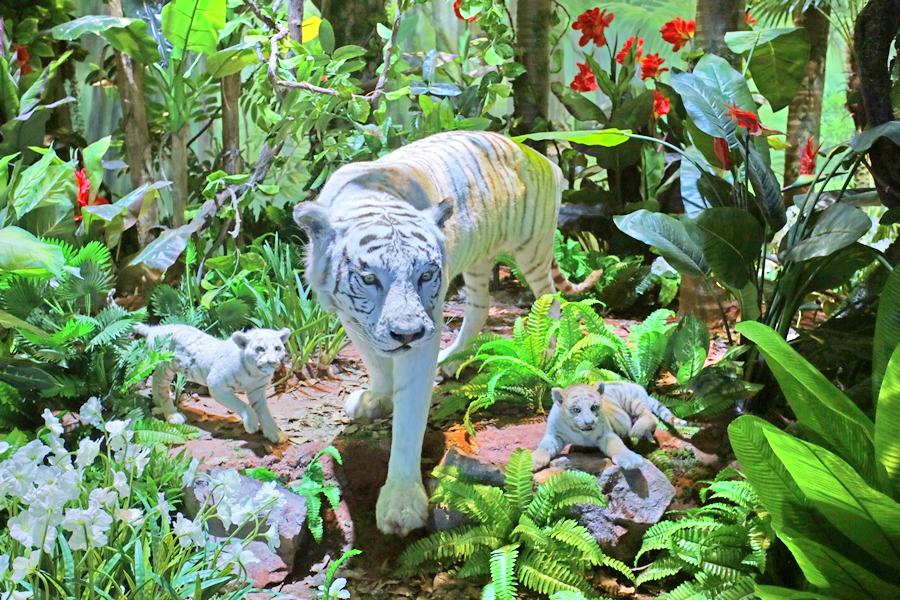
[293,130,601,535]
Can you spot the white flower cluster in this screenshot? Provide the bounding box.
[0,398,284,598]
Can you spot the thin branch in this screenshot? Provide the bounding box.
[368,10,402,108]
[243,0,278,30]
[275,78,367,99]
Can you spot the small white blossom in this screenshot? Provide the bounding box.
[10,550,40,583]
[220,541,259,572]
[42,409,64,437]
[62,505,113,550]
[2,590,34,600]
[157,492,170,517]
[16,440,50,464]
[111,471,130,499]
[116,443,150,477]
[173,513,205,548]
[318,577,351,600]
[78,396,103,428]
[181,458,200,488]
[0,553,9,580]
[75,438,101,470]
[253,481,286,515]
[114,507,145,527]
[8,508,59,553]
[89,488,118,510]
[104,420,132,452]
[261,523,280,551]
[0,441,10,455]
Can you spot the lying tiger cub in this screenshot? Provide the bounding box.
[532,381,685,472]
[293,131,602,535]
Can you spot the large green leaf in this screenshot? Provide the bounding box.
[0,310,48,336]
[11,148,75,219]
[161,0,226,58]
[0,226,67,276]
[735,321,878,485]
[767,427,900,567]
[799,243,877,294]
[614,210,708,277]
[695,207,764,289]
[725,28,811,112]
[668,314,709,385]
[128,223,199,272]
[206,44,258,78]
[746,144,787,232]
[873,269,900,402]
[783,203,871,262]
[848,121,900,154]
[875,346,900,498]
[512,129,629,147]
[756,585,837,600]
[84,181,167,247]
[50,16,160,63]
[550,82,607,123]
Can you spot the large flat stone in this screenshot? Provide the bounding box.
[183,468,307,568]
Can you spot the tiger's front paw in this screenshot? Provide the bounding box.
[612,449,644,471]
[241,412,260,434]
[262,425,288,445]
[376,478,429,536]
[532,448,552,472]
[345,389,391,420]
[166,411,186,425]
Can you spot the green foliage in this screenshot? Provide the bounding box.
[635,470,774,598]
[397,449,631,598]
[729,321,900,599]
[290,445,343,542]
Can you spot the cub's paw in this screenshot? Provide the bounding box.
[532,448,552,472]
[166,412,187,425]
[241,412,260,434]
[612,449,644,471]
[262,427,288,445]
[345,389,391,420]
[376,478,429,536]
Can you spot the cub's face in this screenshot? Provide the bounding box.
[551,384,606,432]
[232,328,291,375]
[294,197,453,357]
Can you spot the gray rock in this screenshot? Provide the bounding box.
[211,537,290,587]
[183,468,307,568]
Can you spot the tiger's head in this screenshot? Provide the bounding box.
[293,195,453,356]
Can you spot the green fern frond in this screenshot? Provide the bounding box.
[149,284,184,318]
[518,550,594,597]
[503,449,535,514]
[488,544,519,600]
[132,418,200,447]
[527,470,606,526]
[634,556,685,586]
[545,518,605,565]
[457,548,492,579]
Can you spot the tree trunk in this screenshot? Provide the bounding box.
[680,0,746,330]
[221,73,242,175]
[170,125,189,227]
[512,0,551,141]
[694,0,746,67]
[288,0,304,46]
[109,0,156,244]
[783,5,830,202]
[853,0,900,209]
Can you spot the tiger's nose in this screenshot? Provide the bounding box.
[390,327,425,345]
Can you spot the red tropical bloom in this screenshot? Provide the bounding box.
[12,44,31,76]
[713,137,732,170]
[453,0,477,22]
[652,89,670,118]
[660,17,695,52]
[640,53,668,80]
[799,137,818,175]
[570,62,598,92]
[726,104,763,136]
[615,35,644,64]
[74,167,109,222]
[744,10,757,26]
[572,7,615,47]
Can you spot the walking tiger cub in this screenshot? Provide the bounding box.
[293,130,602,535]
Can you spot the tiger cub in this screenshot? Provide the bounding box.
[134,324,290,444]
[292,130,602,535]
[532,381,685,471]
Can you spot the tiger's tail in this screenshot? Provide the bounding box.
[550,257,604,296]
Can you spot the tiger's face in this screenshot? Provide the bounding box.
[294,196,453,356]
[551,384,607,432]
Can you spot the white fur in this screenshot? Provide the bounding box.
[134,324,290,444]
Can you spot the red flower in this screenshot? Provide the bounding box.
[570,62,598,92]
[799,137,818,175]
[726,104,763,136]
[12,44,31,76]
[453,0,477,22]
[615,36,644,64]
[713,137,732,170]
[744,10,757,26]
[652,89,670,118]
[640,53,668,80]
[572,7,615,47]
[74,167,109,222]
[660,17,695,52]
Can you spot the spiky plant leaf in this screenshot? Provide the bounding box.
[149,284,184,318]
[503,449,535,514]
[488,544,519,600]
[132,418,200,447]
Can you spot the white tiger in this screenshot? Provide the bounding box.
[134,324,290,444]
[293,130,602,535]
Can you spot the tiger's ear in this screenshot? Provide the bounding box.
[293,202,333,245]
[278,328,291,343]
[431,198,454,229]
[551,387,565,405]
[231,331,249,349]
[595,381,605,395]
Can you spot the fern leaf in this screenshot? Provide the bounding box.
[488,544,519,600]
[634,556,685,586]
[503,449,534,514]
[132,418,200,447]
[517,550,593,597]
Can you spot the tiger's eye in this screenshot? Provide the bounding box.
[571,407,581,414]
[591,404,599,412]
[420,272,433,282]
[362,273,377,285]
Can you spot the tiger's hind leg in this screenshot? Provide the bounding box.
[151,364,185,424]
[513,243,560,318]
[437,261,493,377]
